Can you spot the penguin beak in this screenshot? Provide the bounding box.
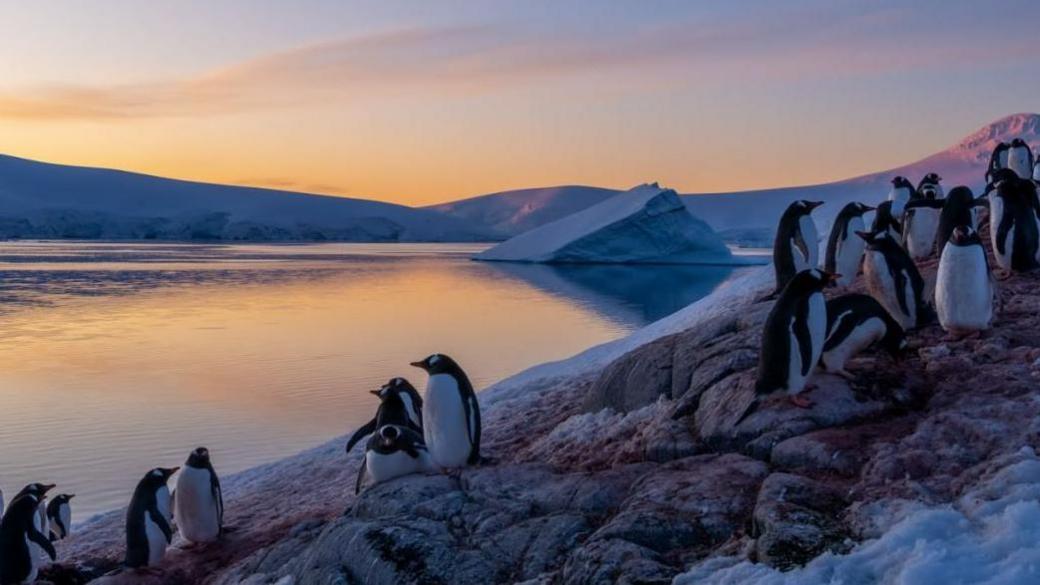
[164,467,180,478]
[369,389,382,396]
[42,484,56,494]
[67,494,75,499]
[807,201,824,210]
[409,361,426,369]
[861,205,876,212]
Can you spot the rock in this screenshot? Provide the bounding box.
[770,420,914,477]
[584,336,677,413]
[752,473,848,569]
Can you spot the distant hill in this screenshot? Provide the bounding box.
[0,155,495,241]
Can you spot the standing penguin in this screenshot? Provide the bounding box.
[936,226,995,335]
[355,425,436,494]
[753,269,837,409]
[0,493,55,585]
[916,173,944,199]
[859,230,934,330]
[820,294,907,379]
[935,186,984,258]
[410,354,481,469]
[346,377,424,453]
[989,175,1040,272]
[903,198,945,260]
[887,176,917,217]
[987,142,1011,183]
[825,202,874,287]
[173,447,223,544]
[10,483,53,566]
[125,467,178,569]
[1008,138,1034,179]
[870,200,903,242]
[772,200,823,292]
[46,494,74,541]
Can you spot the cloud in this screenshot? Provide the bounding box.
[0,9,1031,121]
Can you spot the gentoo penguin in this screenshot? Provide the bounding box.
[10,483,53,565]
[125,467,178,569]
[916,173,944,199]
[902,198,945,260]
[887,176,917,217]
[824,202,873,287]
[0,492,55,585]
[989,175,1040,271]
[355,424,436,494]
[173,447,223,543]
[346,377,424,453]
[987,142,1010,183]
[754,269,837,409]
[936,226,995,335]
[410,353,482,468]
[870,200,902,242]
[935,186,982,258]
[46,494,73,541]
[772,200,823,292]
[1008,138,1034,179]
[820,294,907,379]
[859,230,934,330]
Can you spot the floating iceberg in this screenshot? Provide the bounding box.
[474,183,735,264]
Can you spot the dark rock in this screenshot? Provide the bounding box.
[752,473,848,570]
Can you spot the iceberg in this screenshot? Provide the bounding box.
[474,183,735,264]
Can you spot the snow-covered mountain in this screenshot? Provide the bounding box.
[433,113,1040,244]
[0,155,496,241]
[476,183,734,264]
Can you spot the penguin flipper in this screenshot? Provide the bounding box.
[792,305,814,378]
[346,419,377,453]
[210,468,224,535]
[466,392,482,465]
[29,525,56,561]
[147,502,174,544]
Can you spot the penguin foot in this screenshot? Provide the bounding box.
[789,394,814,409]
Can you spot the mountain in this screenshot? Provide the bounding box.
[475,183,733,264]
[0,155,495,242]
[432,113,1040,244]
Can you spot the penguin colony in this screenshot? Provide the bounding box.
[756,138,1039,410]
[0,353,482,581]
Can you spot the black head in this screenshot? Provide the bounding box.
[52,493,75,506]
[946,186,975,206]
[186,446,211,468]
[923,173,941,184]
[140,467,179,489]
[891,176,910,188]
[852,202,875,215]
[1011,138,1027,147]
[994,141,1009,151]
[371,377,417,399]
[16,482,56,500]
[410,353,461,375]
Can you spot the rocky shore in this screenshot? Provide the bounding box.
[48,228,1040,584]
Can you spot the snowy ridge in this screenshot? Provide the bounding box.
[475,183,735,264]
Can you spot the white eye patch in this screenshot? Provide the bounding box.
[430,355,441,366]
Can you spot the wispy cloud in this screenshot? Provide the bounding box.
[0,10,1031,121]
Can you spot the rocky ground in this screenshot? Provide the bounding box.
[43,229,1040,584]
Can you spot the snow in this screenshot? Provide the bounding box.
[0,154,495,242]
[475,183,736,264]
[673,447,1040,585]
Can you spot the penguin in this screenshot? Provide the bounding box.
[870,200,903,242]
[355,424,436,494]
[887,176,917,217]
[988,175,1040,272]
[1033,157,1040,183]
[987,142,1010,183]
[46,494,73,542]
[916,173,944,199]
[859,230,934,330]
[0,490,55,585]
[1008,138,1034,179]
[410,353,482,469]
[345,377,424,453]
[936,226,995,335]
[902,198,945,260]
[125,467,178,569]
[772,200,823,293]
[935,186,982,258]
[173,447,223,544]
[820,294,907,379]
[824,202,873,287]
[10,483,53,565]
[753,269,837,410]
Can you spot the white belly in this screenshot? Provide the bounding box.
[145,486,171,566]
[936,245,993,332]
[784,293,825,394]
[423,374,472,468]
[989,196,1013,270]
[864,251,913,329]
[366,449,434,484]
[798,215,819,267]
[57,504,71,539]
[24,533,39,583]
[905,208,940,260]
[31,502,49,564]
[821,317,886,373]
[834,217,866,286]
[888,188,909,217]
[174,467,220,543]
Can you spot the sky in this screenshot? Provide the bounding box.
[0,0,1037,206]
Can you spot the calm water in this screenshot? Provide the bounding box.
[0,241,758,518]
